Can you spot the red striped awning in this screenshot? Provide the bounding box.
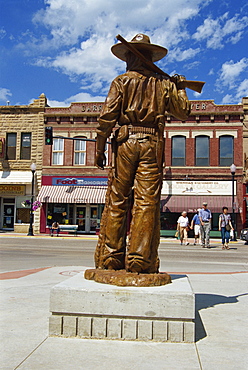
[37,186,107,204]
[161,195,239,213]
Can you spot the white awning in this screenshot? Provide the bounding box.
[37,186,107,204]
[0,171,32,184]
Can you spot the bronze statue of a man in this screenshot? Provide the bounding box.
[95,34,191,273]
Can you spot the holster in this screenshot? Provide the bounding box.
[111,135,118,177]
[156,115,165,170]
[116,125,129,142]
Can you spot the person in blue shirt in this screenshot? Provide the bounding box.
[199,202,212,248]
[190,208,201,245]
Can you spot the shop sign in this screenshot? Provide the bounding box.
[0,184,25,195]
[162,180,236,196]
[52,177,108,186]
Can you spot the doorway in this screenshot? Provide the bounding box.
[2,198,15,230]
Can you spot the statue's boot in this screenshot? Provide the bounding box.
[103,256,125,270]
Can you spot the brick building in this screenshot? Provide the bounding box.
[38,102,109,234]
[37,98,246,236]
[0,94,47,233]
[242,97,248,226]
[161,100,244,236]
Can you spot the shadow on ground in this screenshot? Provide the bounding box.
[195,292,248,341]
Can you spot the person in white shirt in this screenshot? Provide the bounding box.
[177,211,189,245]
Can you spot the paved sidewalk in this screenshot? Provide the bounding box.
[1,264,248,369]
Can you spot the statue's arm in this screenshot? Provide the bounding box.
[95,79,122,169]
[165,76,191,121]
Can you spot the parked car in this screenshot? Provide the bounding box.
[240,228,248,243]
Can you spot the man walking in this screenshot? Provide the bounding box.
[95,34,190,273]
[199,202,212,248]
[191,208,201,245]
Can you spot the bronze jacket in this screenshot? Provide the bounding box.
[97,70,191,138]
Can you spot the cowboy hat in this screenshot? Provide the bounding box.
[111,33,168,62]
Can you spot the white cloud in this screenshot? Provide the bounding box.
[32,0,205,50]
[235,79,248,100]
[30,0,210,96]
[167,47,200,62]
[0,28,6,39]
[46,91,106,107]
[193,13,248,49]
[218,58,248,89]
[0,88,12,103]
[221,94,234,104]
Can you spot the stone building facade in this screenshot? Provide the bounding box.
[0,94,47,233]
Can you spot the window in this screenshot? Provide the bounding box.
[195,135,209,166]
[6,133,16,160]
[219,135,233,166]
[20,133,31,160]
[104,143,109,166]
[74,138,86,165]
[172,136,185,166]
[52,138,64,165]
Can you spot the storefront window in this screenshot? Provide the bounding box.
[219,135,233,166]
[195,135,209,166]
[172,136,185,166]
[105,143,109,166]
[160,211,220,233]
[90,206,98,232]
[76,206,86,231]
[47,203,68,225]
[16,196,30,223]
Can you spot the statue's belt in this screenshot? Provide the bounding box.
[116,124,159,142]
[128,125,158,136]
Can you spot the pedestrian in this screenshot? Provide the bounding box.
[191,208,201,245]
[94,33,190,272]
[177,211,190,245]
[51,221,60,237]
[199,202,212,248]
[219,207,233,250]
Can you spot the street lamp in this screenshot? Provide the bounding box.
[230,163,237,241]
[27,163,36,236]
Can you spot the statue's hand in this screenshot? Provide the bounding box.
[171,74,186,90]
[95,152,106,170]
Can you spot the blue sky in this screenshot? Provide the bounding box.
[0,0,248,107]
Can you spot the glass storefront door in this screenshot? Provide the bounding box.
[76,206,86,231]
[3,204,15,229]
[90,206,98,233]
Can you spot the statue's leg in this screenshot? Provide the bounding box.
[127,138,162,273]
[99,139,138,270]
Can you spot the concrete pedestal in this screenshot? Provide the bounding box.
[49,271,195,343]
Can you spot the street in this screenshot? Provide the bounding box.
[0,235,248,274]
[1,234,248,369]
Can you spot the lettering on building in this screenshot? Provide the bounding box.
[82,104,102,113]
[0,185,26,195]
[190,103,207,110]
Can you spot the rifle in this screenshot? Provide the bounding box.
[116,34,205,93]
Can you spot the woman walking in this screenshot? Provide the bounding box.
[219,207,233,250]
[177,211,190,245]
